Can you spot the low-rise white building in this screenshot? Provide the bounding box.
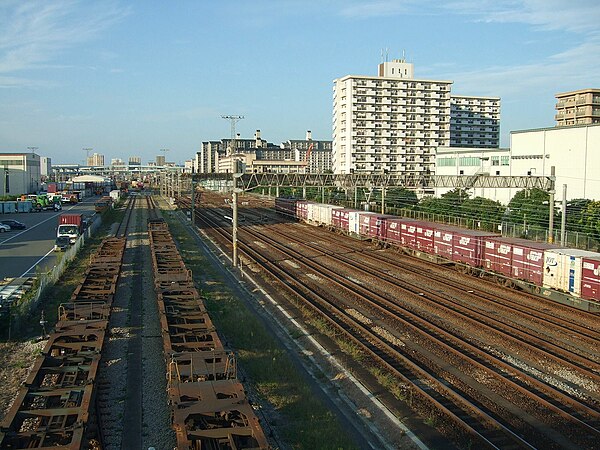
[434,146,511,201]
[0,152,42,195]
[509,124,600,201]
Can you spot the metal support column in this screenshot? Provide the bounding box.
[190,177,195,226]
[548,166,555,243]
[232,190,238,267]
[561,184,567,246]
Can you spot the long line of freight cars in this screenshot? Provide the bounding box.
[275,198,600,312]
[147,216,270,449]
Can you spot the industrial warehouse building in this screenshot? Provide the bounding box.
[434,123,600,203]
[0,153,43,196]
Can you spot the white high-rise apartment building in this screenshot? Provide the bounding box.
[333,59,452,174]
[332,59,500,174]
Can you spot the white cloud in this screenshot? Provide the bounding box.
[441,35,600,98]
[338,0,600,35]
[0,0,130,86]
[446,0,600,34]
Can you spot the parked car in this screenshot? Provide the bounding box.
[0,223,10,233]
[54,236,71,251]
[0,220,26,230]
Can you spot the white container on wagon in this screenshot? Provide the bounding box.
[109,190,121,202]
[348,211,375,236]
[306,203,341,226]
[543,248,600,297]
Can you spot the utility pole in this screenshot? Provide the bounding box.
[160,149,169,197]
[561,184,567,246]
[190,174,195,226]
[548,166,556,243]
[221,115,244,156]
[232,165,244,269]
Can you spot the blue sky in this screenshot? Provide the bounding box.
[1,0,599,165]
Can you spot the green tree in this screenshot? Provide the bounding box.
[460,196,504,229]
[579,201,600,241]
[505,188,551,228]
[387,188,418,209]
[418,188,471,216]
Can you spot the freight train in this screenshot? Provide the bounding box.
[275,198,600,313]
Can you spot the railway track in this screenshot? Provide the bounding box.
[0,196,135,449]
[146,195,270,450]
[180,193,600,449]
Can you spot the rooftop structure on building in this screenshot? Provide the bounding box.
[332,58,500,175]
[555,88,600,127]
[129,156,142,166]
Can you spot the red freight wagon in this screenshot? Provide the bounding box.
[415,222,435,255]
[451,228,498,267]
[367,215,394,240]
[275,198,297,216]
[383,218,413,246]
[296,200,310,220]
[581,256,600,301]
[332,208,355,234]
[408,221,436,254]
[357,212,375,237]
[434,225,496,267]
[483,237,557,285]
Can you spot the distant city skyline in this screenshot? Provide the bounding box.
[1,1,599,164]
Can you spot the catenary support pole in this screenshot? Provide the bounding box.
[548,166,555,243]
[561,184,567,246]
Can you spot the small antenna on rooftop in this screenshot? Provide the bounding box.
[385,47,389,62]
[402,49,406,61]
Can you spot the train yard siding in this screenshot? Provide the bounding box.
[146,197,270,449]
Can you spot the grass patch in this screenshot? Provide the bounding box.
[369,367,408,401]
[162,207,359,450]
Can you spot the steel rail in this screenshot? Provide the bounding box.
[235,220,600,429]
[190,205,535,449]
[266,223,600,377]
[196,205,596,450]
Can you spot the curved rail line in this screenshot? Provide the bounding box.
[146,195,270,450]
[0,196,135,449]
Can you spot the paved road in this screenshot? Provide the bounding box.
[0,200,97,279]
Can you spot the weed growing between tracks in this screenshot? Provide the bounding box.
[162,211,359,450]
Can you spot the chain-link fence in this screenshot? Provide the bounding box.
[14,214,103,323]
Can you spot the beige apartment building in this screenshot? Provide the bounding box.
[87,152,105,167]
[555,88,600,126]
